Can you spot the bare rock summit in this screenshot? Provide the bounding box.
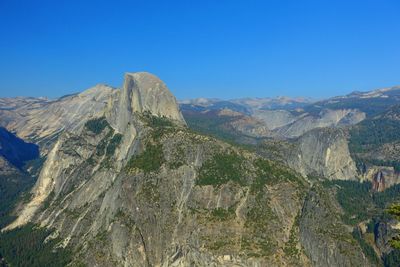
[109,72,186,132]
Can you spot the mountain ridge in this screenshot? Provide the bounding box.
[1,73,399,266]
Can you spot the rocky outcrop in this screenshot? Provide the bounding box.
[0,84,117,153]
[375,220,399,256]
[107,72,185,132]
[5,116,310,266]
[274,109,366,138]
[0,72,185,154]
[4,72,185,230]
[287,128,358,180]
[362,166,400,192]
[215,109,272,138]
[253,110,297,130]
[228,116,271,138]
[347,105,400,191]
[299,185,373,267]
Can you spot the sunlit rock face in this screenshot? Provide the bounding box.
[0,72,186,153]
[362,166,400,192]
[0,84,117,153]
[4,72,186,231]
[108,72,186,132]
[285,128,358,181]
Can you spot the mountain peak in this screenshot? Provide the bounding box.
[124,71,162,83]
[109,72,186,131]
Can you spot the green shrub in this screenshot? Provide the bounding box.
[184,113,240,143]
[0,224,72,267]
[352,228,381,265]
[323,180,400,226]
[0,173,35,228]
[210,207,235,221]
[196,152,246,187]
[251,158,303,193]
[106,134,123,156]
[250,159,273,193]
[95,130,113,156]
[283,214,301,258]
[85,117,109,134]
[349,117,400,154]
[384,249,400,267]
[323,180,374,225]
[126,143,165,173]
[141,112,174,128]
[139,112,178,140]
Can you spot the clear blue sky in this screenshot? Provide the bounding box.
[1,0,399,99]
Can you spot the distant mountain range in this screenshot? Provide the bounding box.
[180,85,400,140]
[180,96,313,114]
[180,85,400,114]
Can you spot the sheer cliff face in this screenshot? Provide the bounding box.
[299,185,372,267]
[362,166,400,192]
[108,72,185,132]
[126,72,185,123]
[0,72,185,153]
[5,72,185,230]
[287,128,358,181]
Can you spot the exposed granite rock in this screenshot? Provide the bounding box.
[107,72,186,132]
[4,72,185,230]
[362,166,400,192]
[274,109,366,138]
[2,112,309,265]
[216,109,272,138]
[0,72,185,153]
[253,110,297,130]
[0,84,117,153]
[287,128,358,180]
[299,185,373,267]
[183,103,365,139]
[4,72,313,266]
[5,116,310,266]
[2,72,384,266]
[375,220,398,256]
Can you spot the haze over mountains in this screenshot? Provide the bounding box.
[1,73,400,266]
[181,85,400,140]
